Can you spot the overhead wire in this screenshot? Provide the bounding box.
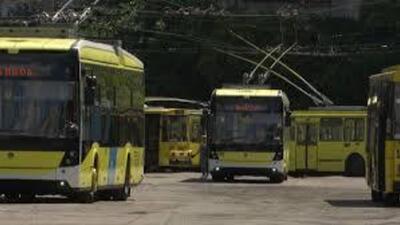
[230,30,334,105]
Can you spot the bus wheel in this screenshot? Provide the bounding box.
[383,193,399,206]
[113,160,131,201]
[211,173,225,182]
[371,190,383,202]
[77,165,98,203]
[19,193,35,203]
[226,174,234,182]
[270,174,285,183]
[345,155,365,177]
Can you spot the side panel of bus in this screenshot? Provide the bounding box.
[290,114,366,174]
[80,62,144,190]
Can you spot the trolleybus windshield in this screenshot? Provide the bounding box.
[0,53,76,139]
[213,97,283,148]
[162,115,188,142]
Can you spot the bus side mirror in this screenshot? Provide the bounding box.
[85,74,97,106]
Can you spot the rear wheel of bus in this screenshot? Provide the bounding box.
[345,154,365,177]
[371,190,383,202]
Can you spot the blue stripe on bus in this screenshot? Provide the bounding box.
[107,147,118,185]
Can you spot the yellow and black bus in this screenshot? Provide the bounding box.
[0,29,144,202]
[367,65,400,205]
[288,107,366,176]
[208,86,290,182]
[145,98,207,171]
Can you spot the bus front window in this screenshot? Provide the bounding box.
[0,53,76,139]
[213,98,283,147]
[162,116,187,142]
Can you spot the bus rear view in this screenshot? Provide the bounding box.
[208,87,290,182]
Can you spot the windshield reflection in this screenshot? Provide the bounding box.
[0,80,75,138]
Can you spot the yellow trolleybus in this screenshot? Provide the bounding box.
[367,65,400,204]
[208,86,290,182]
[145,98,207,171]
[0,29,144,202]
[288,107,366,176]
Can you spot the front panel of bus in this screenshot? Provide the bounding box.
[159,114,193,167]
[367,78,400,193]
[208,95,285,177]
[0,51,80,194]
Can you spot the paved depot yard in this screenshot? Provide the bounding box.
[0,173,399,225]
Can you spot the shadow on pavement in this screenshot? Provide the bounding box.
[325,199,385,208]
[0,196,74,204]
[180,177,277,184]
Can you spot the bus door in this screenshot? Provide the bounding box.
[368,80,391,191]
[296,123,318,171]
[144,114,161,171]
[318,118,344,171]
[343,118,365,156]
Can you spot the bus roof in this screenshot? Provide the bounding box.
[213,87,289,108]
[292,108,367,117]
[308,106,366,111]
[214,88,283,97]
[0,37,143,71]
[370,65,400,82]
[145,97,208,109]
[145,106,203,116]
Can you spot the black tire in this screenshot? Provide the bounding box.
[113,159,131,201]
[211,173,225,182]
[19,193,35,203]
[226,174,234,182]
[345,155,365,177]
[384,193,399,206]
[270,174,285,183]
[371,190,383,202]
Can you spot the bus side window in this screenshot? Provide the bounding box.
[191,120,201,142]
[320,118,343,141]
[290,125,296,141]
[344,118,364,142]
[355,118,365,141]
[296,125,306,144]
[344,119,356,142]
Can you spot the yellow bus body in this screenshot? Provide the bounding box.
[208,87,290,182]
[145,107,204,170]
[367,65,400,204]
[0,37,144,200]
[289,108,367,175]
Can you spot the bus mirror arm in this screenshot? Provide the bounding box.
[65,121,79,138]
[285,114,291,127]
[84,75,97,106]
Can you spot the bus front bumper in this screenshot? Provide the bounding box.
[209,159,285,177]
[0,179,73,195]
[0,166,81,195]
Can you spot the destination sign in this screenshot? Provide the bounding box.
[0,66,34,77]
[218,103,270,112]
[0,53,74,80]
